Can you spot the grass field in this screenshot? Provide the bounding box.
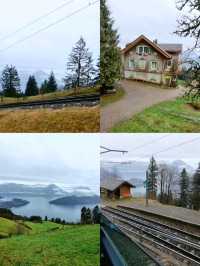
[0,106,99,132]
[0,223,100,266]
[25,221,61,234]
[101,86,125,107]
[0,87,99,105]
[111,98,200,132]
[0,218,29,238]
[0,218,60,238]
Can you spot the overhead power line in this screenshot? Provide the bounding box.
[128,134,171,155]
[0,0,75,42]
[0,0,99,53]
[152,136,200,156]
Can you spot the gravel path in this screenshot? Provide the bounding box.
[101,80,184,132]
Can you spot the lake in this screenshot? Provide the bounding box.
[7,196,97,222]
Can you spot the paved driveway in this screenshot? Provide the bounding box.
[101,80,184,132]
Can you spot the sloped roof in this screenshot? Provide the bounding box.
[101,176,135,191]
[122,35,172,59]
[158,43,183,53]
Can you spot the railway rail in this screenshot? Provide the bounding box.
[102,206,200,265]
[0,93,100,109]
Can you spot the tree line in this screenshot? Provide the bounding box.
[0,205,100,228]
[0,37,99,98]
[146,156,200,210]
[41,206,100,225]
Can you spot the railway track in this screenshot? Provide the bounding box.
[0,93,100,109]
[102,206,200,265]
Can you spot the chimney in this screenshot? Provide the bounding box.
[153,39,158,44]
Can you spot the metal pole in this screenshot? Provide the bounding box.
[146,171,148,207]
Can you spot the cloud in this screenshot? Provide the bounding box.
[101,133,200,168]
[108,0,195,51]
[0,0,99,76]
[0,134,99,191]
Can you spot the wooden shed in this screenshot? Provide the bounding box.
[101,177,135,199]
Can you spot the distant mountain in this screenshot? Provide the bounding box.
[129,178,145,187]
[101,160,148,181]
[101,160,194,184]
[49,195,100,206]
[0,198,29,208]
[0,183,67,197]
[18,70,64,91]
[170,160,194,173]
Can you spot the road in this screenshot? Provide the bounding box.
[101,80,183,132]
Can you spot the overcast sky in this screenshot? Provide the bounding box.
[101,134,200,168]
[108,0,195,51]
[0,0,99,76]
[0,134,99,192]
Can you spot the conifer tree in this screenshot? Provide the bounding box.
[25,75,39,96]
[81,206,87,224]
[1,65,21,97]
[179,168,189,207]
[85,208,92,224]
[47,72,57,93]
[192,163,200,210]
[40,80,48,94]
[92,205,100,224]
[100,0,121,94]
[65,37,94,90]
[147,156,159,200]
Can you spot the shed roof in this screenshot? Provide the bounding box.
[101,176,135,191]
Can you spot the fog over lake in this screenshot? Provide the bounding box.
[6,196,96,222]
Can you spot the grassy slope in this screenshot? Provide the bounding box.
[0,106,100,133]
[0,224,100,266]
[0,218,29,238]
[101,87,125,107]
[111,98,200,132]
[25,221,61,234]
[0,87,99,105]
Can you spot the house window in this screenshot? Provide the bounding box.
[167,60,172,67]
[150,61,158,71]
[137,45,151,55]
[128,58,135,69]
[138,60,146,70]
[138,46,144,55]
[144,46,149,54]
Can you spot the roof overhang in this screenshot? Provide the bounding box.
[101,181,136,192]
[122,35,172,59]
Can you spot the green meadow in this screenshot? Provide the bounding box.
[0,218,100,266]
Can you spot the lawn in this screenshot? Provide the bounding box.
[101,86,125,107]
[0,106,99,132]
[111,98,200,132]
[0,224,100,266]
[0,87,99,105]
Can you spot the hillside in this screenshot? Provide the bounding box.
[49,195,100,206]
[0,224,100,266]
[0,217,29,238]
[0,198,29,208]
